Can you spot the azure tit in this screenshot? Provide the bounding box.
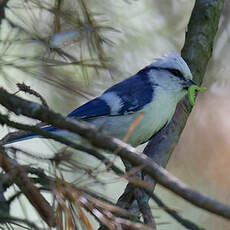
[7,53,195,147]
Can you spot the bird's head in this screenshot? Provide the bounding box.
[146,53,196,102]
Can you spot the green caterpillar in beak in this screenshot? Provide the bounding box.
[188,85,206,106]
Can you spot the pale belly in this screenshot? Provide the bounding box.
[87,99,177,147]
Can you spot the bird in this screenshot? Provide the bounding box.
[6,53,195,147]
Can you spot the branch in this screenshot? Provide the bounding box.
[0,114,123,175]
[182,0,225,85]
[1,89,230,220]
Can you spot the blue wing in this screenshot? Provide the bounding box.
[68,67,156,118]
[67,98,111,118]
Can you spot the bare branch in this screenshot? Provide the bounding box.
[0,147,56,227]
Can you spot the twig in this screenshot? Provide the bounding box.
[144,190,206,230]
[16,83,48,108]
[0,148,56,227]
[134,187,156,229]
[0,215,47,230]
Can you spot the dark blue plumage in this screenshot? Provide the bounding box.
[106,70,156,114]
[69,68,156,118]
[68,98,111,118]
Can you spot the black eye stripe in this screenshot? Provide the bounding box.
[138,66,185,80]
[165,68,184,79]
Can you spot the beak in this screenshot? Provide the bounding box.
[183,79,196,90]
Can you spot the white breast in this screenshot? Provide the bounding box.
[126,87,179,146]
[88,87,181,147]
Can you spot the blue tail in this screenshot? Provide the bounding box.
[6,125,57,144]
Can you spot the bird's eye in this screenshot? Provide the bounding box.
[166,68,184,79]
